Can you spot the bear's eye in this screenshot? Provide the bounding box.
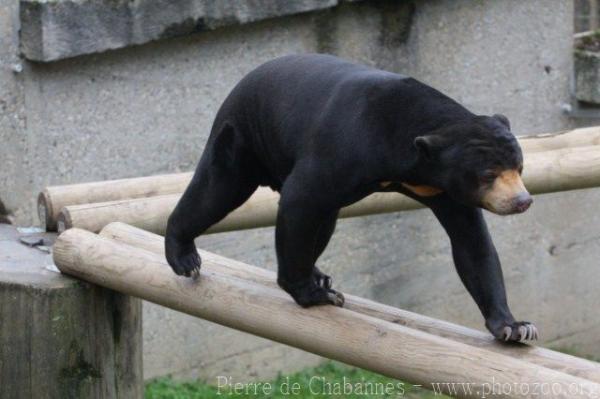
[480,170,497,184]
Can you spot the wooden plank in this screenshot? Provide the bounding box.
[100,221,600,385]
[58,145,600,234]
[54,228,600,398]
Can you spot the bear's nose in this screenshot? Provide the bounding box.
[512,192,533,213]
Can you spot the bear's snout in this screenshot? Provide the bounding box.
[511,192,533,213]
[481,169,532,215]
[483,191,532,215]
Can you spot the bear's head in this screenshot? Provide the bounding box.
[414,114,532,215]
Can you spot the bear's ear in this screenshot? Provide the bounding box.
[493,114,511,129]
[414,135,445,161]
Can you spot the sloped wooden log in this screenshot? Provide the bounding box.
[100,222,600,385]
[58,145,600,234]
[54,228,600,398]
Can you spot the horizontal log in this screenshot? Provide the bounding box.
[100,221,600,384]
[54,228,600,398]
[58,189,420,234]
[38,172,193,231]
[58,145,600,234]
[41,126,600,231]
[57,189,266,235]
[518,126,600,153]
[58,187,423,235]
[518,145,600,194]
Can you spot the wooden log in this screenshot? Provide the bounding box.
[54,228,600,398]
[41,126,600,232]
[100,221,600,384]
[58,194,182,235]
[518,126,600,153]
[519,145,600,194]
[58,145,600,234]
[38,172,193,231]
[57,189,420,234]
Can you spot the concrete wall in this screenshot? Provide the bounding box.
[3,0,598,383]
[0,0,26,224]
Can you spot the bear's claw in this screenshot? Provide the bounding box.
[312,267,332,289]
[498,321,538,342]
[327,290,345,307]
[165,237,202,278]
[278,276,345,308]
[174,250,201,278]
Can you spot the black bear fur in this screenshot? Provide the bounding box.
[165,54,536,342]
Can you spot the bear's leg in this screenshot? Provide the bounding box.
[165,125,259,277]
[275,182,344,307]
[311,212,338,289]
[428,196,538,342]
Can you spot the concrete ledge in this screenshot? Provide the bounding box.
[575,50,600,104]
[20,0,360,62]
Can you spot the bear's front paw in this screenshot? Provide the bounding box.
[487,319,538,343]
[165,237,201,278]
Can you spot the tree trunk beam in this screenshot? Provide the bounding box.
[53,228,600,398]
[40,126,600,231]
[57,145,600,234]
[518,126,600,153]
[39,172,193,231]
[99,221,600,385]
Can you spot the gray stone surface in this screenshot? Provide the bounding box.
[2,0,599,384]
[575,50,600,104]
[0,0,26,224]
[0,225,58,287]
[20,0,356,62]
[394,0,574,134]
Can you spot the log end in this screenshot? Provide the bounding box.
[37,190,55,231]
[52,228,99,276]
[56,208,73,234]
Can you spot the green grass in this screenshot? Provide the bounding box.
[145,361,445,398]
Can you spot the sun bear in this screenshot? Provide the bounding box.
[165,54,536,342]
